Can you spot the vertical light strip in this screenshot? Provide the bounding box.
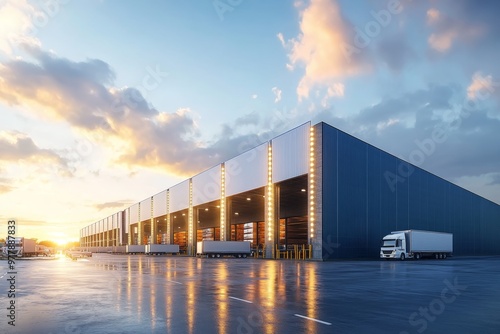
[166,190,171,245]
[267,143,273,241]
[220,163,226,241]
[309,126,315,240]
[150,196,154,244]
[138,203,142,245]
[188,180,193,254]
[127,208,132,245]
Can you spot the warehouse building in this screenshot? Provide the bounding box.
[79,121,500,260]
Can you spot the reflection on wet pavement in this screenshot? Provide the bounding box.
[1,254,499,333]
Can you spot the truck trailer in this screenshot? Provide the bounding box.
[125,245,146,254]
[145,244,180,255]
[380,230,453,260]
[2,237,37,257]
[196,241,251,258]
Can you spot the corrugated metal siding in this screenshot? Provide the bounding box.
[130,204,139,224]
[272,122,309,183]
[226,143,267,197]
[170,179,190,212]
[153,191,167,217]
[140,198,151,222]
[321,122,500,259]
[192,165,221,206]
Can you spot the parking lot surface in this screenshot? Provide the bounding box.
[1,254,499,333]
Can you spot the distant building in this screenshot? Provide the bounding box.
[80,121,500,259]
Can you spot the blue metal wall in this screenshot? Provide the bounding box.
[321,122,500,259]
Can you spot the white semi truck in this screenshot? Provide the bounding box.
[196,241,251,258]
[2,237,37,257]
[380,230,453,260]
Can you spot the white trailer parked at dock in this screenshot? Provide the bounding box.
[145,244,179,255]
[196,241,251,258]
[380,230,453,260]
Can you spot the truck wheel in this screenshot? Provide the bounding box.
[400,253,405,261]
[435,253,439,259]
[443,253,447,259]
[415,253,421,260]
[237,254,242,258]
[210,254,215,258]
[216,254,221,258]
[242,254,247,258]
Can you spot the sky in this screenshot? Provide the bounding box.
[0,0,499,244]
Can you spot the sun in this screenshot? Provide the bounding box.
[55,239,68,246]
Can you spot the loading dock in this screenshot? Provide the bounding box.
[171,209,188,253]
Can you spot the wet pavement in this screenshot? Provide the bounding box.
[1,254,500,334]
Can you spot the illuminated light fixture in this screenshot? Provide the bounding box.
[309,125,315,243]
[246,197,251,201]
[188,180,193,253]
[182,213,186,216]
[301,189,306,192]
[220,164,226,241]
[205,208,209,211]
[235,212,239,215]
[267,143,273,241]
[166,190,171,244]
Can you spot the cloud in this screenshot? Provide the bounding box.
[0,174,13,194]
[467,72,496,100]
[276,32,285,47]
[343,84,500,186]
[272,86,282,103]
[0,130,67,166]
[487,173,500,186]
[282,0,370,100]
[251,94,258,99]
[354,84,455,130]
[426,5,485,53]
[0,45,295,177]
[426,8,440,25]
[93,201,132,211]
[376,33,417,72]
[0,0,37,54]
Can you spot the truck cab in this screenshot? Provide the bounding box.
[2,237,23,257]
[380,230,453,260]
[380,232,408,260]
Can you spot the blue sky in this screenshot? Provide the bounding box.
[0,0,499,243]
